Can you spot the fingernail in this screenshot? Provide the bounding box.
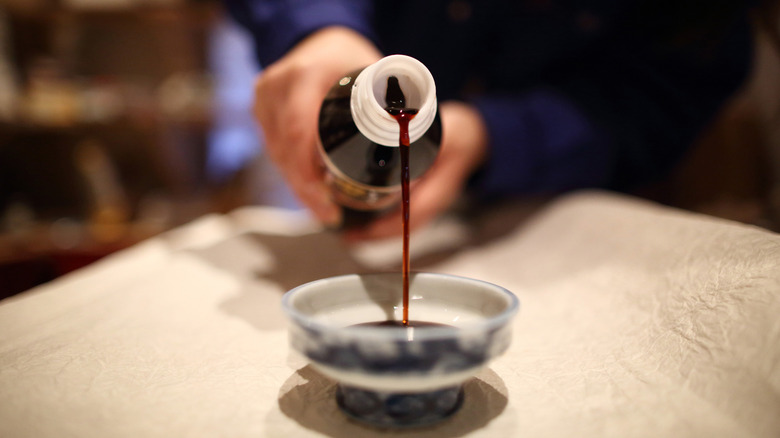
[319,203,342,228]
[304,184,341,228]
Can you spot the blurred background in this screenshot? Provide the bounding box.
[0,0,300,298]
[0,0,778,299]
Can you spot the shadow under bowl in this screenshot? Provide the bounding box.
[281,272,519,428]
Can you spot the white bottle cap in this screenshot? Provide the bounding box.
[350,54,437,147]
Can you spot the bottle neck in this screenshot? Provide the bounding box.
[350,55,437,147]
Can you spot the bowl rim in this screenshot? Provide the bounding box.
[281,272,520,341]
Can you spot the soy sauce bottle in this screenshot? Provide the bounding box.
[318,55,441,229]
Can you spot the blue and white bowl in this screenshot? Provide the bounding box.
[281,272,519,428]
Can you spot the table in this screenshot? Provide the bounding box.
[2,191,779,437]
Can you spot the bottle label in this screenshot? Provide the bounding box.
[321,155,401,211]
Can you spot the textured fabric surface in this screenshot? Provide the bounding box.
[1,191,778,437]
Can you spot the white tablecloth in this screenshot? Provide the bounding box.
[1,191,779,437]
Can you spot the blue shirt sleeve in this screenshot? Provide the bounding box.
[470,90,615,197]
[469,10,751,198]
[223,0,376,67]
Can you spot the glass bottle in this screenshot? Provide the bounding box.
[318,54,441,228]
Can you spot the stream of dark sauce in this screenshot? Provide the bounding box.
[385,76,418,327]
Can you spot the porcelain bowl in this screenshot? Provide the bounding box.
[281,272,519,428]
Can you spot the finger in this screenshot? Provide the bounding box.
[258,73,341,226]
[280,77,342,225]
[288,147,342,226]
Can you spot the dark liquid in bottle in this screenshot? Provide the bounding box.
[317,70,441,229]
[385,76,417,327]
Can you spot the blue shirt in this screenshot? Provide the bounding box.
[224,0,752,198]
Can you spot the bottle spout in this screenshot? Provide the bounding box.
[350,55,437,147]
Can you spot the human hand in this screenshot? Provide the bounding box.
[253,26,382,226]
[344,100,489,241]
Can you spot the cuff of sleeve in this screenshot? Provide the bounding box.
[244,1,376,67]
[468,89,614,197]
